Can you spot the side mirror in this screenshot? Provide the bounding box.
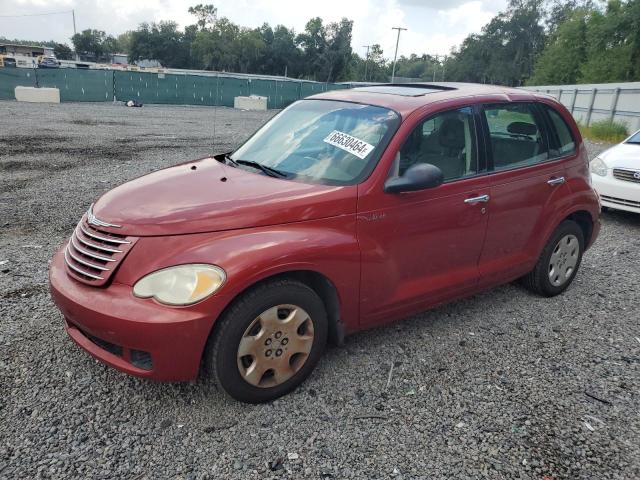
[384,163,444,193]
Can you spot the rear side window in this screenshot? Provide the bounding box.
[483,103,549,171]
[543,105,576,157]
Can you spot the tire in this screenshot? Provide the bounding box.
[204,279,328,403]
[521,220,585,297]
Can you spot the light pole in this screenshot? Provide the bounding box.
[362,45,371,82]
[390,27,407,83]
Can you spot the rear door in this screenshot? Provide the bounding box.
[478,102,572,285]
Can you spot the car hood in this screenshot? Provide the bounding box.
[600,143,640,170]
[92,157,357,236]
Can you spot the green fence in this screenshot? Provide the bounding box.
[0,67,355,109]
[0,68,36,98]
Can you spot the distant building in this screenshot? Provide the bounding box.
[0,43,54,58]
[136,59,162,68]
[111,53,128,65]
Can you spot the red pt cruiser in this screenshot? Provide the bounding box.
[50,84,600,403]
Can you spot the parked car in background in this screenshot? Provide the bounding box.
[0,56,16,68]
[49,83,601,403]
[38,56,60,68]
[590,129,640,214]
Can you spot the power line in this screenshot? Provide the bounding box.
[0,10,73,18]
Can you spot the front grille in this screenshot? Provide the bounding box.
[64,215,138,286]
[601,195,640,208]
[613,168,640,183]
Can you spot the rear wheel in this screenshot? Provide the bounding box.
[521,220,584,297]
[204,279,328,403]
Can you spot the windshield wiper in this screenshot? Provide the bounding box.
[223,152,239,166]
[235,159,288,178]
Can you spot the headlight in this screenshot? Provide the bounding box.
[133,264,226,305]
[590,157,608,177]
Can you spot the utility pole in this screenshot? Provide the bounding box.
[362,45,371,82]
[432,54,440,82]
[72,9,79,61]
[390,27,407,83]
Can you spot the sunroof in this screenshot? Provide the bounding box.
[353,85,454,97]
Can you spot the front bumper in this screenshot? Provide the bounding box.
[592,173,640,214]
[49,246,230,381]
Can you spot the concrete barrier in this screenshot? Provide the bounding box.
[234,95,267,111]
[15,86,61,103]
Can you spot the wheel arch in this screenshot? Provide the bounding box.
[566,209,594,248]
[204,269,345,367]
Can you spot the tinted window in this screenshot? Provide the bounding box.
[625,131,640,144]
[232,99,400,185]
[395,107,477,181]
[544,106,576,157]
[484,103,549,171]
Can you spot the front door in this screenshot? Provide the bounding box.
[358,106,491,326]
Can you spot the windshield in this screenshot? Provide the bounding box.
[231,99,400,185]
[626,131,640,144]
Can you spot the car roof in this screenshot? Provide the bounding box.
[309,83,548,118]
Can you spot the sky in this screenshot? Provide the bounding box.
[0,0,508,58]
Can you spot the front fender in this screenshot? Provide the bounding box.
[114,215,360,331]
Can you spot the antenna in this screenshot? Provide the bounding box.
[212,75,218,154]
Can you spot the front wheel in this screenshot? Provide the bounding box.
[204,279,328,403]
[521,220,585,297]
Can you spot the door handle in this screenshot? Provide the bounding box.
[547,176,565,186]
[464,194,490,204]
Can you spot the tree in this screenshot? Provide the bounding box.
[53,43,73,60]
[296,17,353,81]
[528,8,589,85]
[188,4,218,30]
[579,0,640,82]
[128,22,192,68]
[392,54,442,81]
[445,0,546,86]
[71,29,115,61]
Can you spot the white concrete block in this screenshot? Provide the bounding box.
[15,86,61,103]
[234,95,267,111]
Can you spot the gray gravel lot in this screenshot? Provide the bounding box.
[1,100,639,479]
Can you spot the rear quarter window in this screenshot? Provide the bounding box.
[543,105,576,157]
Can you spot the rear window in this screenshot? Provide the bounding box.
[543,105,576,157]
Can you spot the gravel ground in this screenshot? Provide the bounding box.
[1,101,639,480]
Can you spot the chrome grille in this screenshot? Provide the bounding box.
[64,215,138,286]
[613,168,640,183]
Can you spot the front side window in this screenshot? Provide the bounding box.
[395,107,478,181]
[484,103,549,171]
[544,105,576,157]
[231,99,400,185]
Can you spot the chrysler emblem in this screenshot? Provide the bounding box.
[87,203,121,228]
[634,171,640,180]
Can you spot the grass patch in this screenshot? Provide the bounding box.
[578,119,629,143]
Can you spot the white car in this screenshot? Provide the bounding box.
[590,129,640,213]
